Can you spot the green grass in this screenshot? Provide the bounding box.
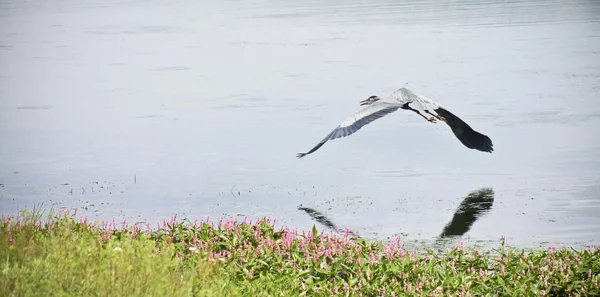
[1,208,598,296]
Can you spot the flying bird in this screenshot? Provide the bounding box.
[296,87,493,158]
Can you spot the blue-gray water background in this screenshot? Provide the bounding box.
[1,0,599,249]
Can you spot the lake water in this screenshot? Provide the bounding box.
[1,0,599,250]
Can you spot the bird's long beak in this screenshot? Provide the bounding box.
[359,99,370,106]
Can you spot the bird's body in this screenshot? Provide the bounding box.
[296,87,493,158]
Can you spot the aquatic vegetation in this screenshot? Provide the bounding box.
[1,208,598,296]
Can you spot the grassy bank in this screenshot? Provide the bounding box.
[1,209,598,296]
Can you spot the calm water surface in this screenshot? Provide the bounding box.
[1,0,599,249]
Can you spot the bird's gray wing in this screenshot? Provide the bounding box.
[388,87,422,104]
[403,88,494,153]
[391,87,441,111]
[297,102,401,158]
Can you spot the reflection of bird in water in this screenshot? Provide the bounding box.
[297,87,494,158]
[297,205,359,238]
[438,188,495,239]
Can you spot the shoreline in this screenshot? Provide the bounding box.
[2,207,598,296]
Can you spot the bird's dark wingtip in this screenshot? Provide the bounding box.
[434,107,494,154]
[470,133,494,153]
[453,126,494,153]
[296,153,307,159]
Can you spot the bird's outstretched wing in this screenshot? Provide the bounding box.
[391,87,442,110]
[400,88,494,153]
[297,102,401,158]
[433,106,494,153]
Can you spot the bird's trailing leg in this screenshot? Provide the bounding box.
[426,110,446,122]
[402,104,437,123]
[412,109,437,123]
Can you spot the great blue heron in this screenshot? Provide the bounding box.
[297,87,493,158]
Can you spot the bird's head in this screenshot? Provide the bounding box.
[359,95,380,106]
